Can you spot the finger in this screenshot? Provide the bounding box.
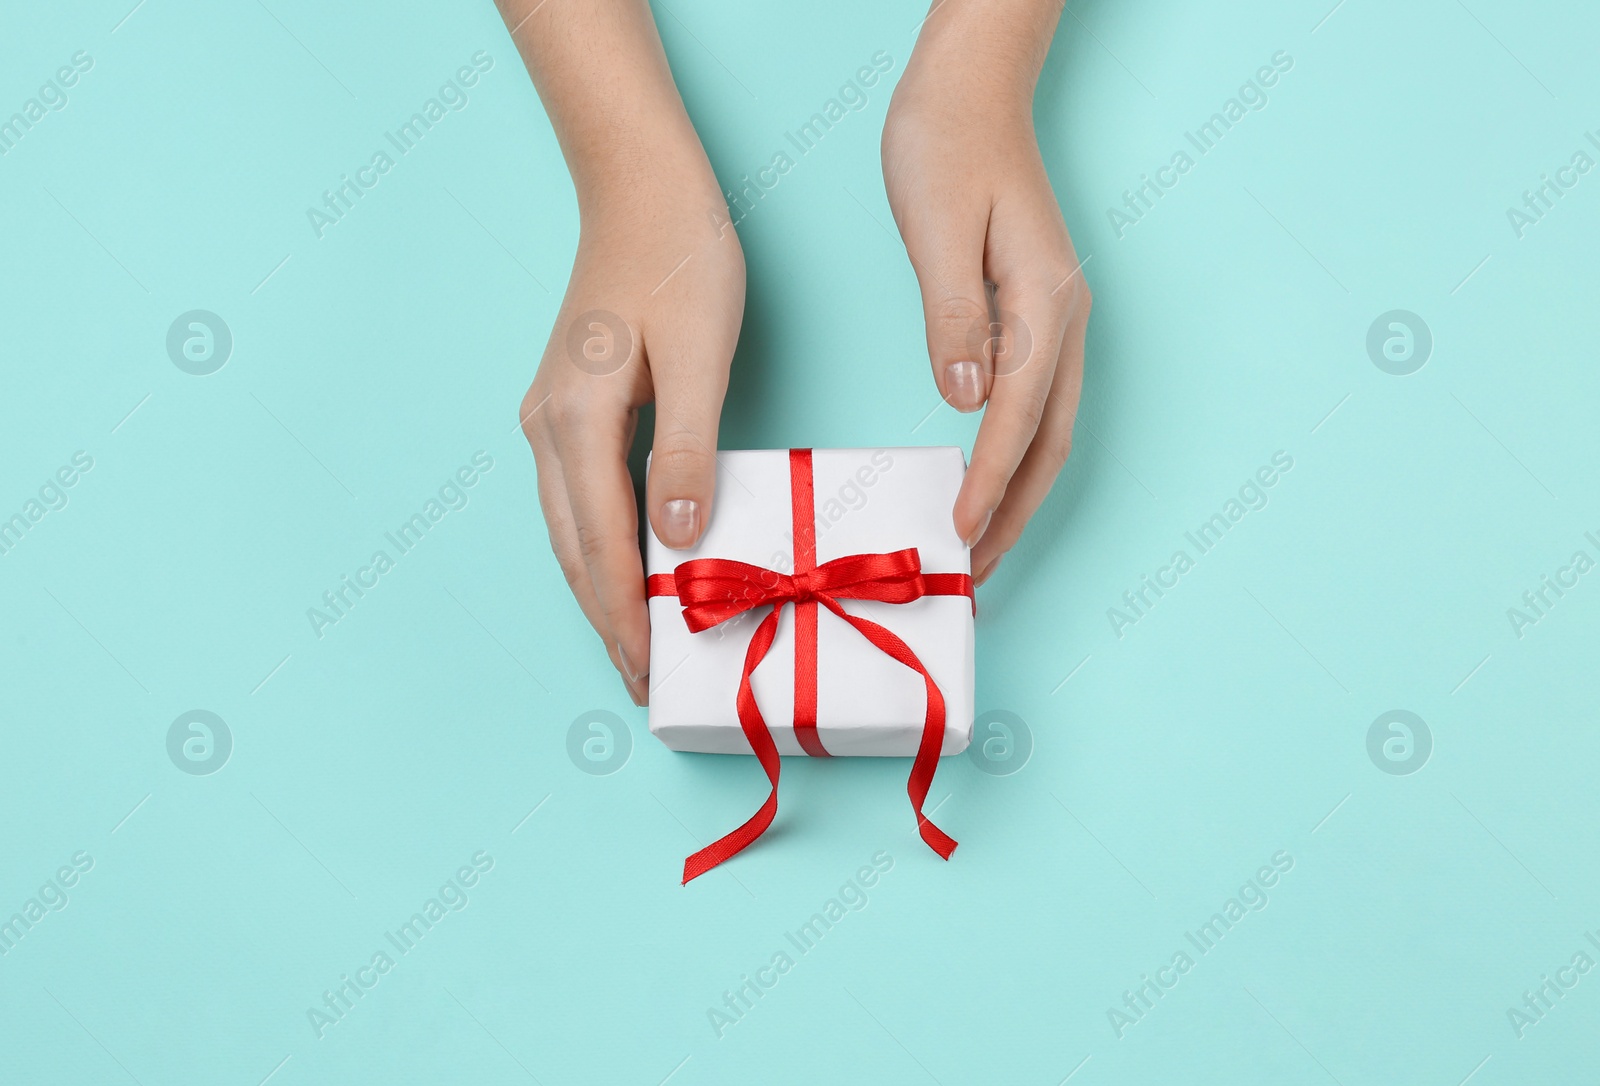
[897,201,993,414]
[974,553,1004,587]
[644,322,734,552]
[554,400,653,699]
[528,423,648,705]
[953,269,1070,546]
[970,295,1086,575]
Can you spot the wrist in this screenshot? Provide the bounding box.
[901,0,1058,116]
[572,138,726,231]
[574,157,738,271]
[565,105,713,200]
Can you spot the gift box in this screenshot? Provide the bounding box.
[646,447,975,881]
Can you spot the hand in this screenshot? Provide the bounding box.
[521,168,744,705]
[882,5,1087,585]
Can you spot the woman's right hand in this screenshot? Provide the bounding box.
[521,164,745,706]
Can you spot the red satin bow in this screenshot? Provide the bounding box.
[672,549,929,632]
[648,449,971,884]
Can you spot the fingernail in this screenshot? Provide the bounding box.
[975,554,1003,586]
[627,677,647,708]
[619,644,643,684]
[945,361,984,412]
[964,507,993,549]
[660,499,701,549]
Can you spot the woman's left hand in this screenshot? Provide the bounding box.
[881,1,1088,584]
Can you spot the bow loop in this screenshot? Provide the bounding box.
[673,558,792,633]
[809,548,926,604]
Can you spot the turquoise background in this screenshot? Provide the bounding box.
[2,0,1596,1082]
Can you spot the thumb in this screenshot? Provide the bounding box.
[901,205,993,414]
[644,331,732,551]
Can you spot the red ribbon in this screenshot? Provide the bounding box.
[647,449,973,883]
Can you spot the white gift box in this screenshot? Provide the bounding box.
[646,447,974,758]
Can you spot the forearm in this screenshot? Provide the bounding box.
[905,0,1063,112]
[496,0,717,211]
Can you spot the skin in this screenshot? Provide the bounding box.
[498,0,1086,705]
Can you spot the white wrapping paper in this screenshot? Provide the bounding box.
[646,447,974,757]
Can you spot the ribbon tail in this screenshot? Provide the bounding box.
[909,667,957,860]
[819,598,957,862]
[683,791,777,884]
[683,608,785,883]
